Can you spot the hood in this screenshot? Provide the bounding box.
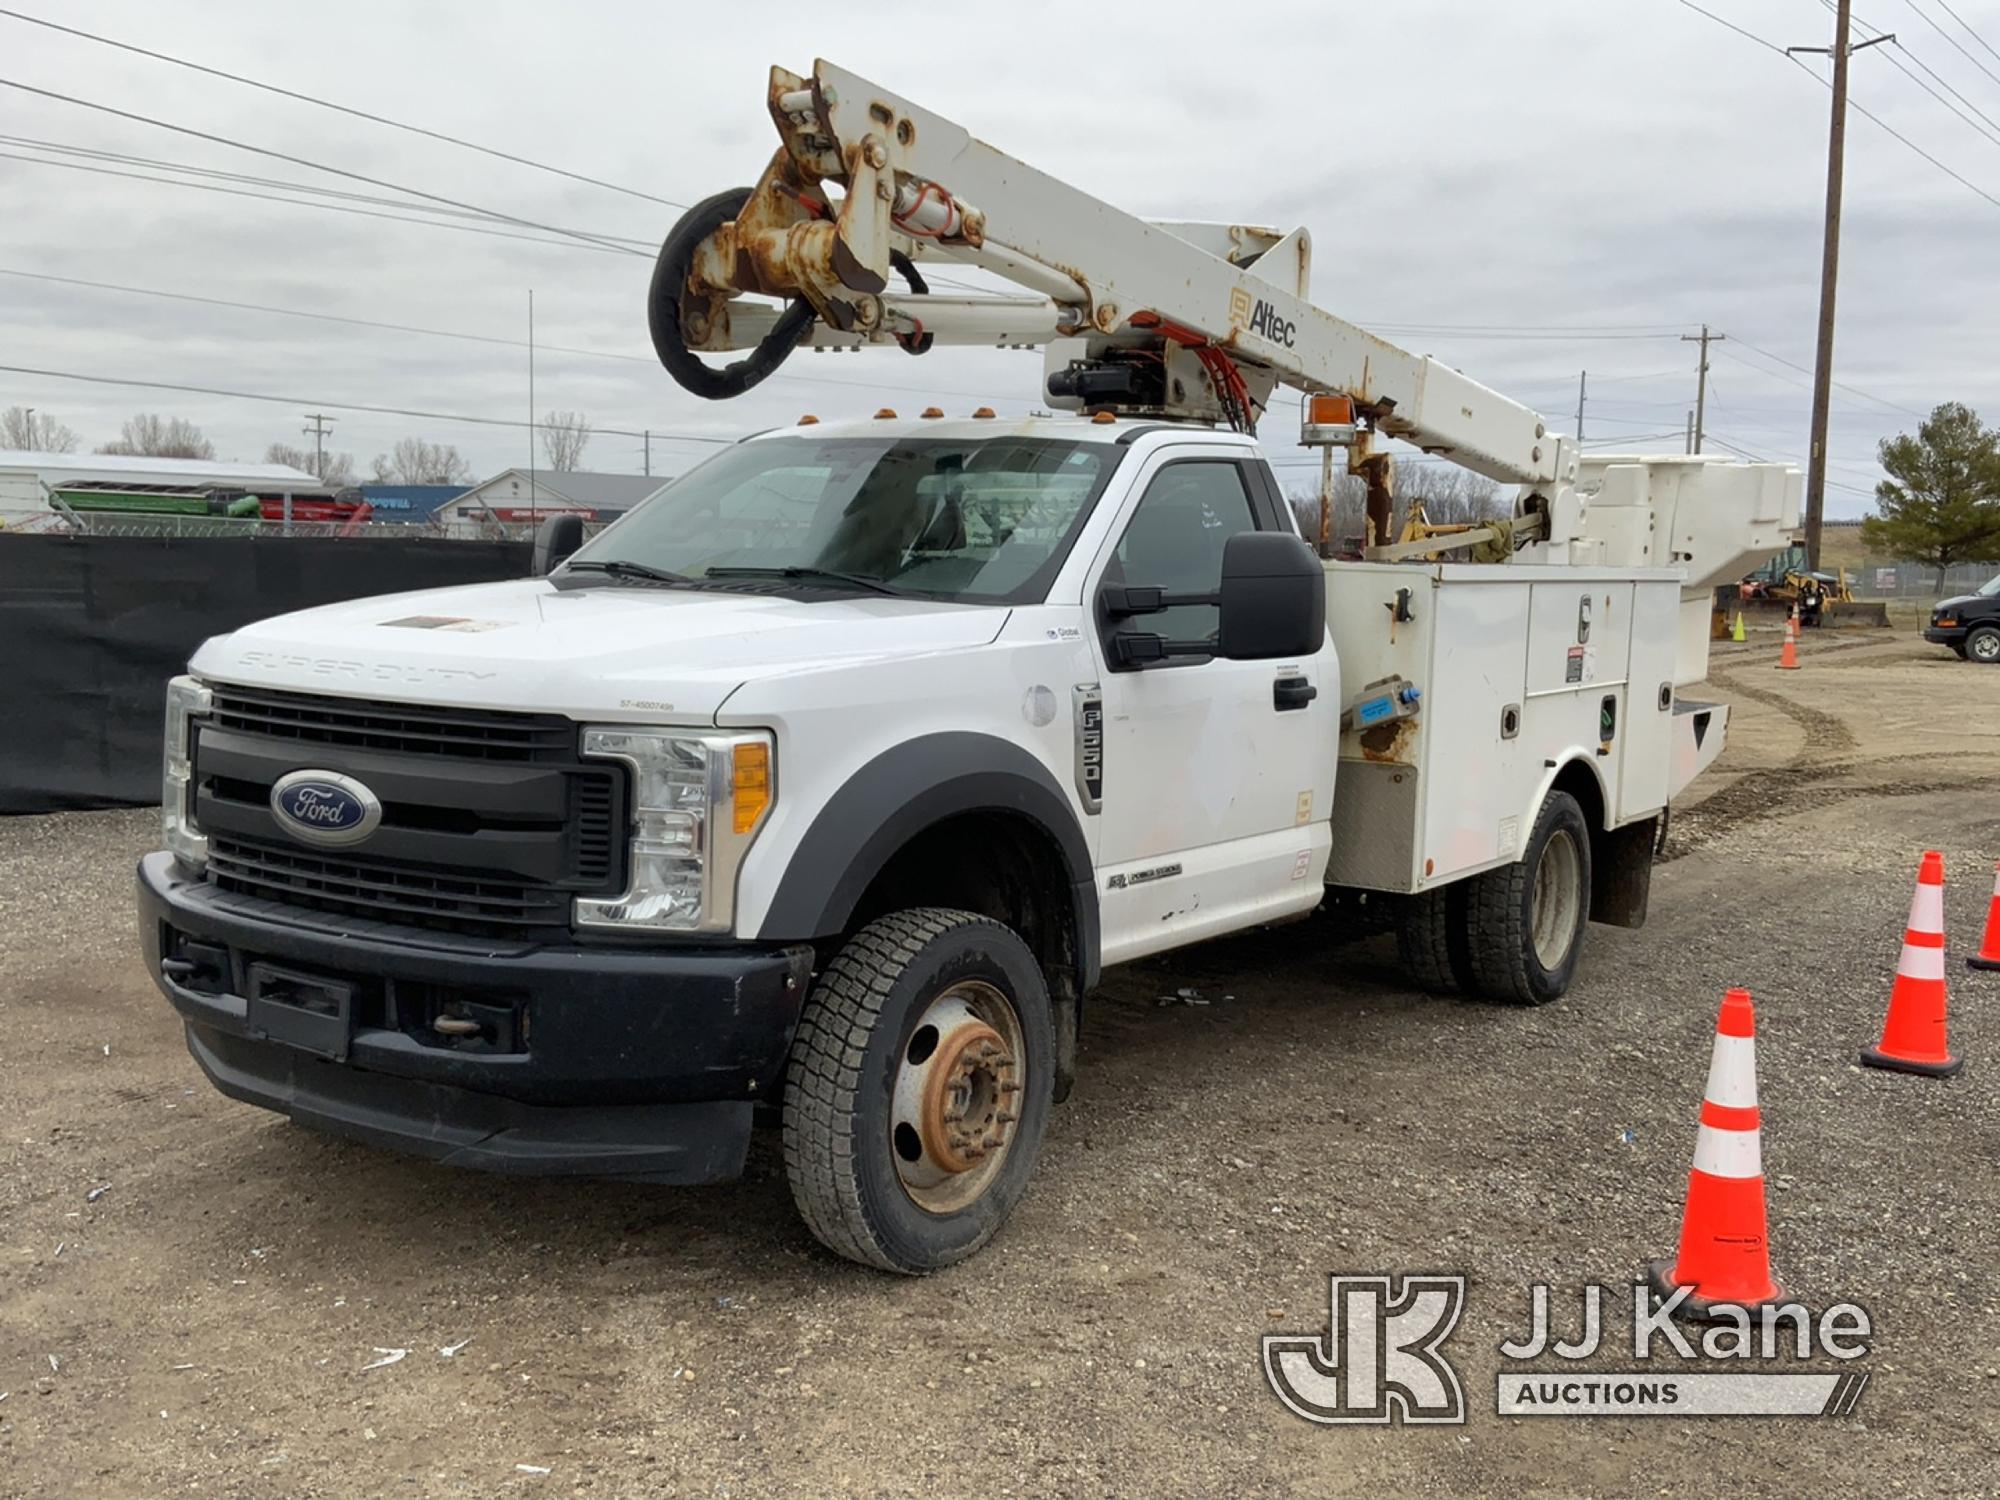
[191,577,1008,723]
[1933,593,1986,616]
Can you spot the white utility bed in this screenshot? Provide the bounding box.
[1320,561,1726,895]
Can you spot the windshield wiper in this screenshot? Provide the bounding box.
[563,559,686,583]
[703,565,910,597]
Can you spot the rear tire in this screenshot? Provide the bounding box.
[1967,625,2000,665]
[782,909,1054,1274]
[1397,883,1475,994]
[1465,790,1592,1006]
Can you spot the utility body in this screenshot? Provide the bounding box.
[140,61,1800,1272]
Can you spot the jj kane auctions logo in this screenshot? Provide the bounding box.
[1264,1276,1872,1423]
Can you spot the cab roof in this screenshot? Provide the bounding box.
[739,412,1259,449]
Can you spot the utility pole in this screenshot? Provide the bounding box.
[1789,2,1893,570]
[301,412,336,482]
[1575,370,1587,444]
[643,429,652,477]
[1685,410,1694,455]
[1680,325,1723,455]
[527,288,538,523]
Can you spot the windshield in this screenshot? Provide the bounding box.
[1980,575,2000,597]
[566,435,1117,604]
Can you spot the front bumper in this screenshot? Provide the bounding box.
[137,851,814,1182]
[1923,624,1970,647]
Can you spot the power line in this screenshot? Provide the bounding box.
[1715,339,1924,417]
[1883,36,2000,139]
[1674,0,1793,56]
[0,6,687,210]
[0,150,637,255]
[1673,0,2000,214]
[1931,0,2000,66]
[0,266,1041,405]
[1822,0,2000,148]
[0,76,647,256]
[1899,0,2000,93]
[0,133,657,239]
[1876,38,2000,148]
[0,362,734,446]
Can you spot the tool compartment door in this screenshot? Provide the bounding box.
[1416,575,1534,885]
[1524,579,1634,814]
[1618,580,1682,820]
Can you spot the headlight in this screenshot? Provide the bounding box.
[575,728,774,934]
[162,675,213,872]
[1935,615,1959,627]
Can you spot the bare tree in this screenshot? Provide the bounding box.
[372,437,472,486]
[98,413,216,460]
[264,441,355,486]
[1398,464,1505,525]
[539,410,592,472]
[1285,458,1508,552]
[1,405,81,452]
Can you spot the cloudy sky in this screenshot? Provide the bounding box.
[4,0,1998,516]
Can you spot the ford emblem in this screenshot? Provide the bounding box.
[269,769,383,847]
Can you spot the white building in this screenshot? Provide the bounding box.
[436,469,674,529]
[0,449,320,523]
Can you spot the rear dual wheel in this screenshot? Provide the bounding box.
[1398,790,1592,1006]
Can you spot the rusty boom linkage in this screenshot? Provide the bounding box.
[648,60,1618,552]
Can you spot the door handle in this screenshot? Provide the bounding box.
[1274,676,1317,711]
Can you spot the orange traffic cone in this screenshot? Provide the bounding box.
[1777,612,1800,671]
[1969,861,2000,974]
[1648,989,1784,1319]
[1861,851,1963,1077]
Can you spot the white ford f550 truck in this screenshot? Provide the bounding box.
[140,61,1799,1272]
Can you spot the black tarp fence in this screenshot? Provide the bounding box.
[1,535,531,814]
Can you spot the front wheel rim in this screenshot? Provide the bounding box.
[1973,634,2000,662]
[889,979,1026,1215]
[1530,829,1584,969]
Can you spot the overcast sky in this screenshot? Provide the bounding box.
[4,0,1998,516]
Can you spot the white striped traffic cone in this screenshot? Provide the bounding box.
[1648,988,1784,1317]
[1862,851,1963,1076]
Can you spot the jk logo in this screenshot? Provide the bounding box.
[1263,1275,1467,1425]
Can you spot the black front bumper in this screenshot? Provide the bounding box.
[1923,624,1969,647]
[138,852,814,1183]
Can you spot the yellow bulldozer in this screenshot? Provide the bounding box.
[1714,544,1891,635]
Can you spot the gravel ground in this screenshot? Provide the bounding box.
[2,624,1997,1497]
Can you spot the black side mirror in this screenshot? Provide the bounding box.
[531,514,586,577]
[1217,530,1326,660]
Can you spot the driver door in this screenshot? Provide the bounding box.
[1088,454,1336,965]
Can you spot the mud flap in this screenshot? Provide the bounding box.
[1591,816,1657,929]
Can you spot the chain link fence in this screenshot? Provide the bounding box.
[1,510,613,543]
[1848,560,1996,600]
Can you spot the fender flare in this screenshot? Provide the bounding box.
[1526,751,1612,833]
[756,732,1100,992]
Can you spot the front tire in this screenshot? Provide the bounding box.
[782,909,1055,1274]
[1967,625,2000,665]
[1465,790,1592,1005]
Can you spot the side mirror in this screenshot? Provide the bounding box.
[531,514,586,577]
[1217,530,1325,660]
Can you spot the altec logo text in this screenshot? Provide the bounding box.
[1263,1276,1872,1424]
[1248,297,1296,348]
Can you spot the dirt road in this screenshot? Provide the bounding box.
[3,624,1997,1497]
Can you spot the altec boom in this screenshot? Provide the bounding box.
[654,59,1797,600]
